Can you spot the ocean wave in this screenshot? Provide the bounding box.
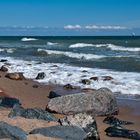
[38,49,105,60]
[21,37,38,41]
[69,43,140,52]
[0,48,15,53]
[47,42,58,46]
[1,57,140,96]
[69,43,94,48]
[106,44,140,52]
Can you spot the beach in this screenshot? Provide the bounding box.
[0,70,140,140]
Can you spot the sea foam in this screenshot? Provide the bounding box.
[1,57,139,97]
[21,37,38,41]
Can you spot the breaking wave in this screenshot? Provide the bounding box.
[21,37,38,41]
[69,43,94,48]
[37,49,106,60]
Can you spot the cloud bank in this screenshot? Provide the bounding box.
[64,25,127,30]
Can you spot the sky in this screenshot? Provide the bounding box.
[0,0,140,35]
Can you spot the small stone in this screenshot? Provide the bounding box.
[102,76,113,81]
[0,65,8,72]
[63,84,77,90]
[35,72,46,80]
[0,59,8,62]
[90,77,99,81]
[48,91,61,99]
[32,84,39,88]
[81,79,91,85]
[5,73,25,80]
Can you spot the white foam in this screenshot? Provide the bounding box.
[21,37,38,41]
[47,42,58,46]
[107,44,140,52]
[0,48,15,53]
[1,57,140,96]
[69,43,94,48]
[38,49,105,60]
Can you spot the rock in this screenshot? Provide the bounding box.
[82,70,88,73]
[5,72,25,80]
[82,88,96,93]
[0,121,27,140]
[32,84,39,88]
[0,97,21,108]
[90,76,99,81]
[102,76,113,81]
[103,116,133,126]
[8,104,58,122]
[47,88,118,115]
[29,125,87,140]
[48,91,61,99]
[35,72,46,80]
[0,65,8,72]
[81,79,91,85]
[0,59,8,62]
[59,113,100,140]
[105,125,140,139]
[63,84,77,90]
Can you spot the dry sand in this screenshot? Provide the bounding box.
[0,71,140,140]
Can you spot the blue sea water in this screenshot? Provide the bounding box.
[0,36,140,97]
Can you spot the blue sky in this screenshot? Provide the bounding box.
[0,0,140,35]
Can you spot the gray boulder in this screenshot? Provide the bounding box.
[0,121,27,140]
[29,125,87,140]
[59,113,100,140]
[8,104,58,121]
[47,88,118,116]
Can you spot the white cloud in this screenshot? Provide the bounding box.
[64,25,82,29]
[85,25,127,30]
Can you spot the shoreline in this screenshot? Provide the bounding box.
[0,71,140,139]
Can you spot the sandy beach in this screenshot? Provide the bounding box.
[0,70,140,140]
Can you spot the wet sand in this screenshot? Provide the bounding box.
[0,71,140,140]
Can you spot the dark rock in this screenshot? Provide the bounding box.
[32,84,39,88]
[0,65,8,72]
[0,59,8,62]
[0,97,21,108]
[59,113,100,140]
[103,116,133,126]
[8,104,58,122]
[5,72,25,80]
[82,70,88,73]
[63,84,77,90]
[47,88,118,115]
[81,79,91,85]
[29,125,87,140]
[35,72,46,80]
[0,121,27,140]
[105,125,140,139]
[102,76,113,81]
[90,77,99,81]
[51,65,58,67]
[81,88,96,93]
[48,91,61,99]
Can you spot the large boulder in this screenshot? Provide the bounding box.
[59,113,100,140]
[5,72,25,80]
[0,97,21,108]
[29,125,87,140]
[8,104,58,122]
[35,72,46,80]
[47,88,118,116]
[0,121,27,140]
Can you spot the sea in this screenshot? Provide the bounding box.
[0,36,140,99]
